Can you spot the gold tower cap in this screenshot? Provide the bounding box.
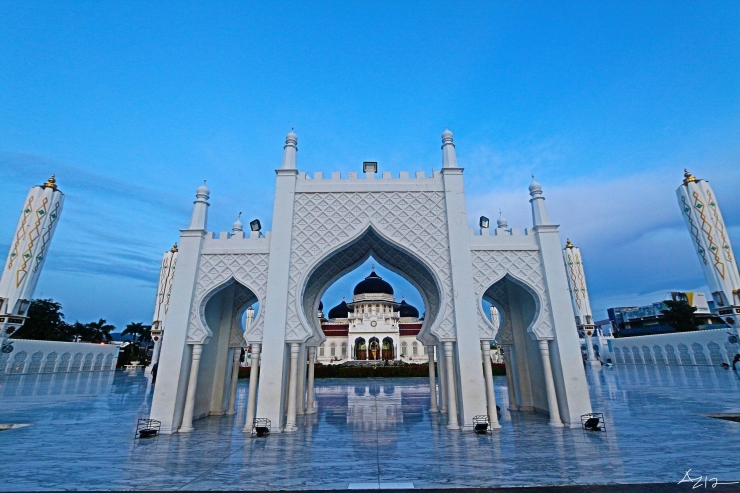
[565,238,574,249]
[171,243,179,253]
[683,169,697,185]
[43,174,58,190]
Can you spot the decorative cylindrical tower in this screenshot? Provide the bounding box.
[563,239,599,366]
[677,170,740,327]
[148,244,178,371]
[0,176,64,346]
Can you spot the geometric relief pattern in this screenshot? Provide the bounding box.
[471,249,554,340]
[188,253,269,344]
[286,192,455,342]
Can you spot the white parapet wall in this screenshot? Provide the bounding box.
[0,339,120,374]
[609,328,737,367]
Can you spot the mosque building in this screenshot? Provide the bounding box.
[317,269,426,364]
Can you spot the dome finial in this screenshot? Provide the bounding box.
[233,212,244,232]
[44,174,58,190]
[497,209,508,229]
[565,238,574,249]
[171,243,178,252]
[683,169,697,184]
[529,174,542,196]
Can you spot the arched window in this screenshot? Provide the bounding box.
[319,345,325,357]
[412,342,418,356]
[401,342,407,357]
[342,343,347,357]
[330,343,336,357]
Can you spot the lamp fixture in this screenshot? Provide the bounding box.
[479,216,490,229]
[363,161,378,174]
[250,219,262,232]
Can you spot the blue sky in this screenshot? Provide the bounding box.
[1,1,739,329]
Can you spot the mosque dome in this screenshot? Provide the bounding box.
[497,212,508,229]
[353,270,394,296]
[398,300,419,318]
[233,213,244,232]
[328,301,349,319]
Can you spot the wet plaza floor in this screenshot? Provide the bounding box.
[1,364,740,490]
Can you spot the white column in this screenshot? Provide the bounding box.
[503,345,517,411]
[306,346,317,414]
[480,341,502,429]
[538,340,563,428]
[438,343,448,413]
[179,344,203,433]
[444,341,459,430]
[284,342,300,432]
[148,334,163,372]
[584,334,599,366]
[227,348,240,415]
[242,343,261,433]
[427,346,438,413]
[296,343,307,415]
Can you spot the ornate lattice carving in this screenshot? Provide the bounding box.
[471,250,554,340]
[286,192,455,342]
[187,253,269,344]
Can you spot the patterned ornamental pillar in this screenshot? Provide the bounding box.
[148,244,178,372]
[677,170,740,328]
[562,239,599,367]
[0,176,64,346]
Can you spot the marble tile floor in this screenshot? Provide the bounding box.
[1,364,740,491]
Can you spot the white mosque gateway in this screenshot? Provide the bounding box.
[318,269,426,364]
[149,129,592,434]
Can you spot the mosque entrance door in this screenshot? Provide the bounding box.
[382,337,394,360]
[369,337,380,360]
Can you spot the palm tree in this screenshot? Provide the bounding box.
[123,322,153,360]
[86,319,115,343]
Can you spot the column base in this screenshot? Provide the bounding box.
[586,360,601,367]
[429,408,439,413]
[446,423,460,430]
[283,425,298,433]
[489,422,502,430]
[548,421,564,428]
[178,426,194,433]
[508,406,518,412]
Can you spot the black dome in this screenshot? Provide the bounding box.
[398,300,419,318]
[328,301,349,319]
[353,270,393,296]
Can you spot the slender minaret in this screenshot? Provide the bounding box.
[563,239,599,366]
[677,170,740,327]
[0,176,64,347]
[148,243,178,372]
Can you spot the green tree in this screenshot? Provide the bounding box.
[11,299,73,341]
[83,318,115,343]
[122,322,152,360]
[661,299,698,332]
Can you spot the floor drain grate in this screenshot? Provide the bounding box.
[708,414,740,423]
[0,424,31,431]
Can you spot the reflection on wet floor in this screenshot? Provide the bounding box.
[1,365,740,490]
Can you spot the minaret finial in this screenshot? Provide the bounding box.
[44,174,58,190]
[171,243,179,252]
[683,169,697,184]
[565,239,574,249]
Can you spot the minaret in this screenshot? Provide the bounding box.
[148,243,178,372]
[677,170,740,327]
[0,175,64,347]
[563,239,599,366]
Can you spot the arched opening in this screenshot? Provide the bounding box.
[311,254,427,365]
[481,274,549,415]
[191,278,259,421]
[300,227,441,352]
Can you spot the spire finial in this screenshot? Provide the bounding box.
[171,243,178,252]
[683,169,697,184]
[565,238,574,249]
[44,174,57,190]
[232,211,244,232]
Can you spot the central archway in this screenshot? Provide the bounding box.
[299,227,443,346]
